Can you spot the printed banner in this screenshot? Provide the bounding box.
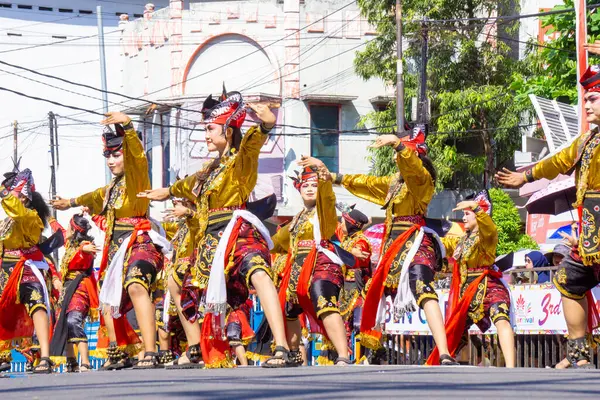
[384,284,600,335]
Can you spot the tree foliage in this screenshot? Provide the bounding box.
[512,0,600,105]
[489,188,539,254]
[355,0,533,190]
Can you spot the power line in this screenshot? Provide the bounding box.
[0,14,82,33]
[0,29,120,54]
[239,16,355,93]
[4,2,355,118]
[0,4,355,21]
[412,3,600,25]
[99,1,357,113]
[0,34,373,131]
[42,1,358,121]
[0,59,98,78]
[0,66,129,107]
[243,38,371,93]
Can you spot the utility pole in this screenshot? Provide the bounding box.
[97,5,112,183]
[418,18,429,131]
[12,120,17,162]
[48,112,60,262]
[48,112,57,219]
[395,0,405,134]
[53,114,59,167]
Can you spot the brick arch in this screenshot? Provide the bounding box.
[181,32,282,97]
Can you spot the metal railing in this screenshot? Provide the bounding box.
[507,266,559,285]
[381,332,600,368]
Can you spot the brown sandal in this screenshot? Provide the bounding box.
[262,346,296,368]
[32,357,54,374]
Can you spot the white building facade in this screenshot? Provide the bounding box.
[0,0,169,230]
[117,0,391,219]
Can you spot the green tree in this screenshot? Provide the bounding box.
[512,0,600,106]
[355,0,533,190]
[489,188,538,254]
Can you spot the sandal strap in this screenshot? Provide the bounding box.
[187,344,201,363]
[273,346,290,355]
[336,357,353,364]
[38,357,54,366]
[274,346,290,362]
[440,354,459,365]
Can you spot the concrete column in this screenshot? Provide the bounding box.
[283,0,300,99]
[169,0,184,97]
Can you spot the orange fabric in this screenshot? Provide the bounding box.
[0,250,46,343]
[231,308,255,344]
[296,246,328,336]
[426,268,500,365]
[359,225,419,338]
[277,251,294,317]
[201,313,233,368]
[95,315,141,352]
[82,276,99,311]
[68,245,95,272]
[200,218,243,368]
[0,259,33,345]
[335,223,345,241]
[445,257,460,321]
[127,220,151,251]
[96,220,152,355]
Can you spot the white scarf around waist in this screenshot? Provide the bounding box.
[99,228,172,318]
[203,210,273,319]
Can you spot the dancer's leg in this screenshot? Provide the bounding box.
[494,319,515,368]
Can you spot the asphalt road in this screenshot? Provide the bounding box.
[2,365,600,399]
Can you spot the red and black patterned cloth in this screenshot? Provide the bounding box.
[381,216,441,306]
[180,209,272,323]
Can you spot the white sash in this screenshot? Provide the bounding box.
[99,229,172,318]
[203,210,273,320]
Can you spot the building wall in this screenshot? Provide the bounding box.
[519,0,563,58]
[0,1,169,230]
[119,0,390,218]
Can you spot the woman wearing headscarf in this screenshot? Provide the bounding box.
[524,251,548,284]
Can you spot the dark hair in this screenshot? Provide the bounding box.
[224,125,242,153]
[29,191,51,227]
[71,214,94,245]
[419,154,437,184]
[346,222,361,237]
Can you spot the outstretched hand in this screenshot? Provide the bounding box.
[163,203,192,221]
[101,112,131,126]
[495,167,526,188]
[559,231,578,247]
[50,196,70,211]
[584,40,600,56]
[137,188,170,202]
[297,155,325,169]
[368,134,399,149]
[351,247,370,261]
[81,241,98,255]
[246,103,276,127]
[453,200,479,212]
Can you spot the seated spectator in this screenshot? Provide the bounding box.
[538,243,571,283]
[523,251,549,284]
